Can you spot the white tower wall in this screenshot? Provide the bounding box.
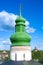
[10,46,32,61]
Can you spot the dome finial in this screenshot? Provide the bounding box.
[20,4,22,16]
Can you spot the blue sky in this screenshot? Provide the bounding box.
[0,0,43,50]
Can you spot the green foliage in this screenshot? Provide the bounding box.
[40,56,43,64]
[4,51,10,62]
[32,50,40,60]
[4,56,10,62]
[32,50,43,64]
[39,51,43,64]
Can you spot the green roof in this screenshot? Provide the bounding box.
[15,16,25,23]
[10,16,31,46]
[10,32,31,46]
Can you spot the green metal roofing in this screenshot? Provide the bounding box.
[10,16,31,46]
[15,16,25,23]
[10,32,31,46]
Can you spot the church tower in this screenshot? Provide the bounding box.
[10,5,31,61]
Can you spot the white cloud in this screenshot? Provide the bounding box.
[0,38,11,50]
[0,11,17,26]
[26,26,36,33]
[0,38,11,44]
[25,21,29,26]
[0,11,18,31]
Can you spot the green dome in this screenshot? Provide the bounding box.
[15,16,25,23]
[10,32,31,46]
[10,15,31,46]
